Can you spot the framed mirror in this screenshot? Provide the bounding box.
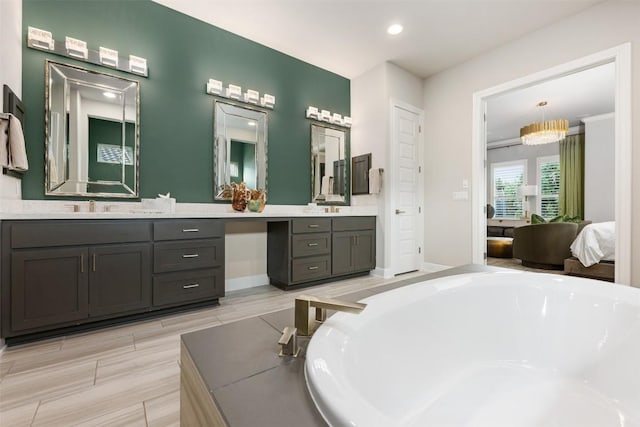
[45,61,139,198]
[213,101,267,200]
[311,124,347,204]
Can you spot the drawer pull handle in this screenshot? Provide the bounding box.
[308,224,319,228]
[182,254,199,258]
[182,228,200,233]
[183,283,200,289]
[307,242,319,247]
[308,266,319,270]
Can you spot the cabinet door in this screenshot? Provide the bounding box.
[89,243,152,317]
[11,248,89,332]
[352,230,375,272]
[332,232,354,276]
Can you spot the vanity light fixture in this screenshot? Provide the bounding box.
[306,105,351,128]
[306,106,320,120]
[226,84,242,99]
[260,94,276,109]
[205,78,275,109]
[103,91,117,99]
[27,26,148,77]
[320,110,332,122]
[129,55,148,76]
[99,47,119,67]
[206,79,223,96]
[244,89,260,104]
[247,121,256,127]
[27,26,54,50]
[65,37,88,60]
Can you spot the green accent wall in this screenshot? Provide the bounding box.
[21,0,350,204]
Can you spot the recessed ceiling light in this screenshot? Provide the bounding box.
[387,24,403,36]
[103,91,116,99]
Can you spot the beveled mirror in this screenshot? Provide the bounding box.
[45,61,139,198]
[213,101,267,200]
[311,124,347,204]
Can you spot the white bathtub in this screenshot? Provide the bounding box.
[305,271,640,427]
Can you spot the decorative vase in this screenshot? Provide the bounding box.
[231,182,249,212]
[247,199,261,212]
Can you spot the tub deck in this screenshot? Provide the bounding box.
[180,264,497,426]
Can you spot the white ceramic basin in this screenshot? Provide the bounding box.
[305,271,640,427]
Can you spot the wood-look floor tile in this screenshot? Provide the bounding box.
[0,401,39,427]
[0,359,96,411]
[8,334,134,375]
[96,341,179,383]
[0,338,63,363]
[32,360,179,426]
[0,359,14,380]
[36,403,147,427]
[144,390,180,427]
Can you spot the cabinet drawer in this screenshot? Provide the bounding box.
[154,239,222,273]
[291,256,331,282]
[291,233,330,258]
[291,218,331,234]
[9,220,152,248]
[153,269,223,307]
[154,220,223,241]
[332,217,375,232]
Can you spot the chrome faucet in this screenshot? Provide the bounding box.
[278,295,366,357]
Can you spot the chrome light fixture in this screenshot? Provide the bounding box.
[520,101,568,145]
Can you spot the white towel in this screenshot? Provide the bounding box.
[0,117,9,168]
[8,114,28,171]
[369,168,382,194]
[321,175,333,195]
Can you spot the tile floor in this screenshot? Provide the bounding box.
[0,272,427,426]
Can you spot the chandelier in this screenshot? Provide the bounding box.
[520,101,568,145]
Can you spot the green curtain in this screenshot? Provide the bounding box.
[559,134,585,218]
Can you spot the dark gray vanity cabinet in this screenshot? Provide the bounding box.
[152,219,225,308]
[10,247,89,332]
[1,220,153,339]
[88,243,152,317]
[0,219,224,342]
[332,217,376,276]
[267,216,375,289]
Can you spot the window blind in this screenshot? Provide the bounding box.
[492,162,524,219]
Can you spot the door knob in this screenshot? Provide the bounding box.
[395,209,405,214]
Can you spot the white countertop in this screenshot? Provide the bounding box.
[0,199,378,220]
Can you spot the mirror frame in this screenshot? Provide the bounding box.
[44,60,140,198]
[213,99,268,200]
[310,123,349,206]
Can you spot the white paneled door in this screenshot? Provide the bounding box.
[392,103,422,275]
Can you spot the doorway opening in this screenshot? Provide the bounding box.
[471,44,631,285]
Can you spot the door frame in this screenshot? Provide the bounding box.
[389,98,425,276]
[471,43,632,285]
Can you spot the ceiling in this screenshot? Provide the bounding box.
[151,0,611,143]
[487,62,615,144]
[152,0,601,79]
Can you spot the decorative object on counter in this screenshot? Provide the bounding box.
[27,26,148,77]
[247,189,266,213]
[231,182,249,212]
[306,105,351,128]
[206,78,275,109]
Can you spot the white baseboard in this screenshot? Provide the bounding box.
[225,274,270,292]
[371,267,394,279]
[421,262,451,273]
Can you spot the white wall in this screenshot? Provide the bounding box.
[422,0,640,285]
[351,62,423,275]
[0,0,23,200]
[583,113,615,222]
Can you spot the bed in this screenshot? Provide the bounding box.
[564,221,615,282]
